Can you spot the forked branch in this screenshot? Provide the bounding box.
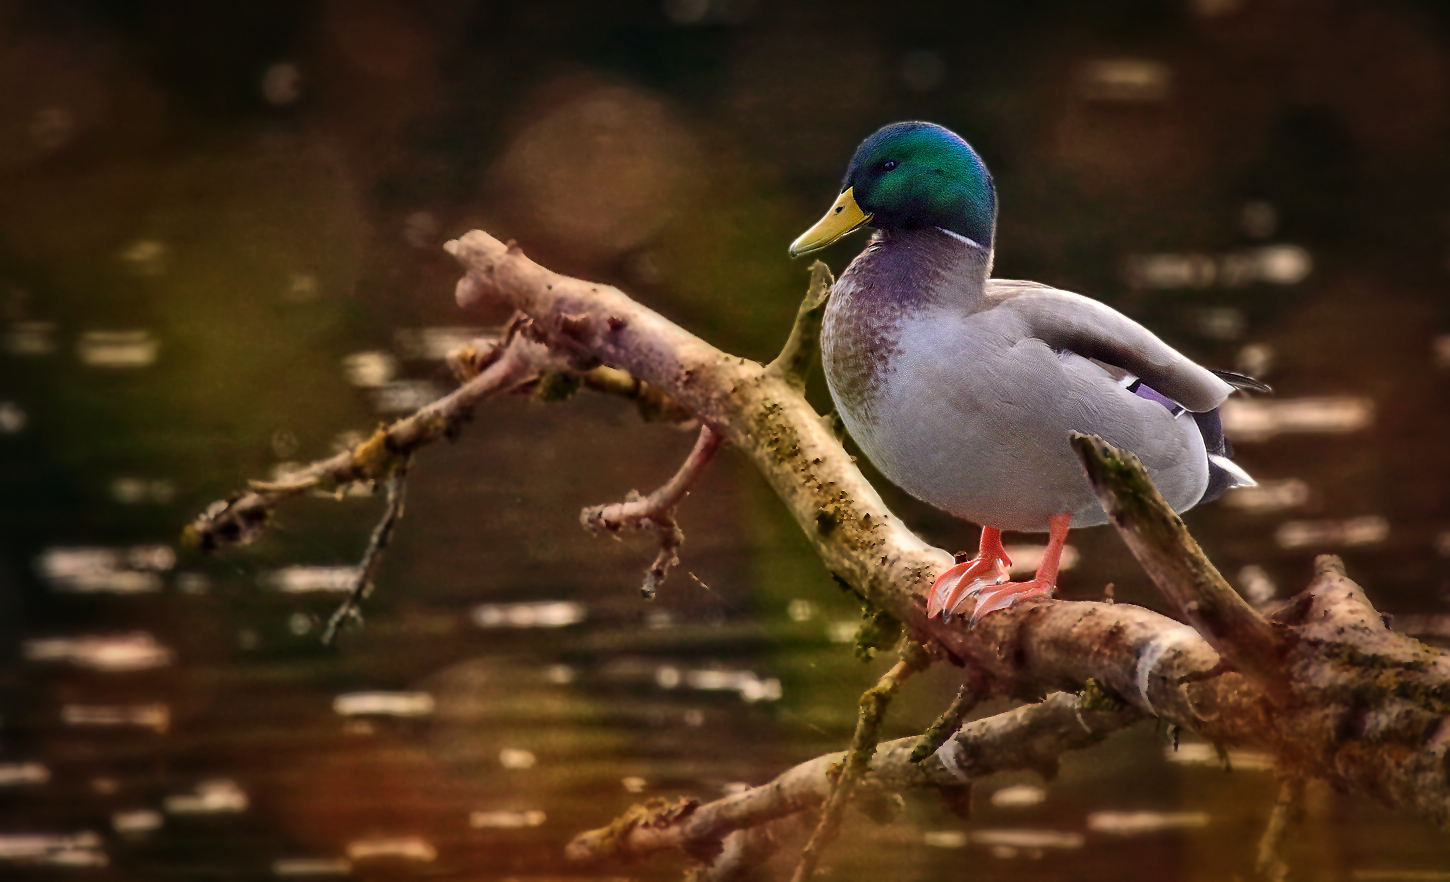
[581,424,725,597]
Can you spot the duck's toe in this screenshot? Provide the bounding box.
[966,579,1055,627]
[927,553,1011,619]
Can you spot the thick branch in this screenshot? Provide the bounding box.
[1069,431,1288,701]
[567,689,1140,867]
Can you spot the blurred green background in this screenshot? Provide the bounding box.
[1,1,1449,879]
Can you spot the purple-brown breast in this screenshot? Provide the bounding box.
[821,229,989,422]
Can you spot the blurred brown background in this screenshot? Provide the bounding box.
[1,1,1448,879]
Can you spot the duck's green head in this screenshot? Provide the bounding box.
[789,122,997,257]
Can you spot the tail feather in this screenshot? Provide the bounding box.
[1210,368,1272,394]
[1193,407,1254,503]
[1129,375,1263,506]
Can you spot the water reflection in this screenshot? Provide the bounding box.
[1220,397,1375,441]
[1004,544,1079,576]
[0,401,24,434]
[77,330,159,368]
[654,665,782,703]
[164,780,249,815]
[112,810,163,836]
[1079,59,1172,102]
[0,832,107,867]
[393,327,487,361]
[373,381,444,413]
[36,545,175,594]
[332,692,436,718]
[1434,335,1450,368]
[1276,516,1390,550]
[967,828,1087,858]
[262,62,304,106]
[1168,742,1274,772]
[60,703,170,733]
[272,857,353,877]
[472,600,587,628]
[342,351,397,388]
[1087,811,1211,836]
[344,837,437,863]
[1221,479,1311,512]
[116,239,168,276]
[990,784,1047,808]
[469,809,546,829]
[1237,565,1280,605]
[3,320,57,355]
[23,632,173,672]
[0,763,50,787]
[1125,245,1312,289]
[110,476,176,504]
[922,830,968,849]
[264,566,361,593]
[498,748,537,770]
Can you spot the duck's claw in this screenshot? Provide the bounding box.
[966,578,1055,628]
[927,551,1011,619]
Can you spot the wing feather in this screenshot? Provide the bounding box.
[985,279,1234,412]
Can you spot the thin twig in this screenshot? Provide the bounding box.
[581,424,724,598]
[790,641,932,882]
[322,465,410,645]
[910,667,987,763]
[1256,775,1305,882]
[187,332,551,551]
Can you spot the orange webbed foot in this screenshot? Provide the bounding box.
[929,514,1072,627]
[966,578,1055,627]
[926,549,1011,620]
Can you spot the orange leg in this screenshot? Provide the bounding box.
[964,512,1073,626]
[926,526,1012,619]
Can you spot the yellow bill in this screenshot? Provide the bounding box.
[789,187,872,257]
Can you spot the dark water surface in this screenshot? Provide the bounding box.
[2,2,1450,879]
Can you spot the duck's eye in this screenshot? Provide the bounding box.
[880,160,898,172]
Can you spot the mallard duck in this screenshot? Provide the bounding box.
[790,121,1264,625]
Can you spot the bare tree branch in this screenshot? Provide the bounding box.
[185,332,554,551]
[189,227,1450,878]
[322,466,410,645]
[439,229,1450,833]
[909,668,987,763]
[567,689,1141,868]
[581,424,724,598]
[1070,431,1289,701]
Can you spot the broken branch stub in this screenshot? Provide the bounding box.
[1068,431,1289,702]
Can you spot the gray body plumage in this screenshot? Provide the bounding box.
[821,227,1238,533]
